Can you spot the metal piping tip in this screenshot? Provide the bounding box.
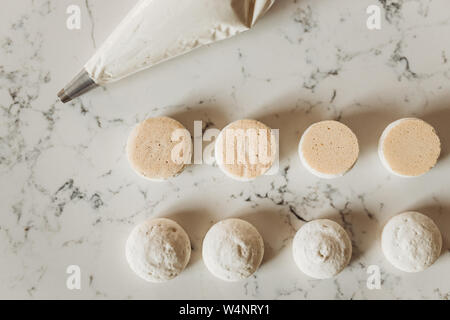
[57,69,98,103]
[57,88,71,103]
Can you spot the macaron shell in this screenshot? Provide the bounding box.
[292,219,352,279]
[125,218,192,282]
[127,117,192,180]
[215,119,276,181]
[381,212,442,272]
[379,118,440,177]
[299,120,359,178]
[202,218,264,281]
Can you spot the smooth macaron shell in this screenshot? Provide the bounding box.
[215,119,276,181]
[378,118,441,177]
[127,117,192,181]
[299,120,359,179]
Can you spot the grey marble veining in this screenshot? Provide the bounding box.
[0,0,449,299]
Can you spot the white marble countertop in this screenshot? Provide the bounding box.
[1,0,449,299]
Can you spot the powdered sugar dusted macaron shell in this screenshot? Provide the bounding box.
[202,218,264,281]
[299,120,359,179]
[382,211,442,272]
[127,117,192,181]
[126,218,191,282]
[378,118,440,177]
[293,219,352,279]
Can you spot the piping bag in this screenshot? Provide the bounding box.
[58,0,275,103]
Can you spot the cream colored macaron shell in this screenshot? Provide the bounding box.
[127,117,192,181]
[299,120,359,178]
[126,218,191,282]
[202,219,264,281]
[382,212,442,272]
[293,219,352,279]
[378,118,440,177]
[215,119,276,181]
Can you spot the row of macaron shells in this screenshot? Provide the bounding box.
[126,211,443,283]
[126,117,441,181]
